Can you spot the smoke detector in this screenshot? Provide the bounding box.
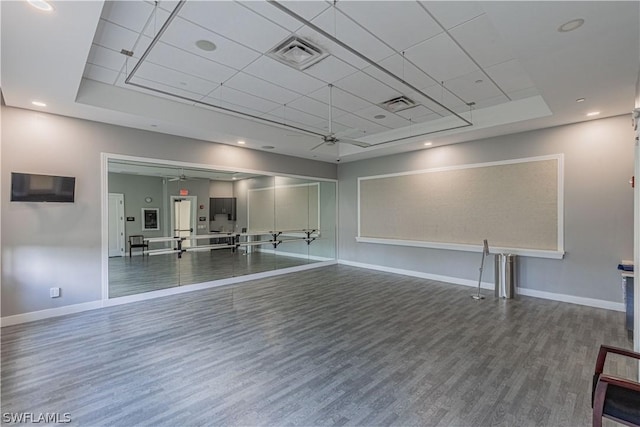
[267,36,328,70]
[379,96,418,113]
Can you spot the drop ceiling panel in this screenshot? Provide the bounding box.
[243,56,326,95]
[87,45,126,73]
[200,96,273,118]
[160,17,261,70]
[93,19,140,52]
[332,113,390,135]
[309,7,396,63]
[336,1,442,52]
[101,0,155,33]
[485,59,537,93]
[362,54,439,96]
[396,105,437,121]
[208,85,282,114]
[239,1,306,32]
[266,104,325,127]
[420,1,485,30]
[449,14,515,68]
[508,87,540,101]
[352,105,411,128]
[270,1,333,23]
[294,26,370,70]
[443,70,506,105]
[179,1,290,52]
[224,72,300,105]
[117,73,203,105]
[303,55,359,84]
[286,95,330,121]
[133,62,219,96]
[405,32,479,82]
[334,71,399,105]
[307,85,372,113]
[260,113,326,134]
[146,42,238,84]
[83,64,119,85]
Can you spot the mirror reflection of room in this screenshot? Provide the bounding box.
[107,159,336,298]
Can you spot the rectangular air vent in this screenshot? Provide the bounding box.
[379,96,418,113]
[267,36,329,71]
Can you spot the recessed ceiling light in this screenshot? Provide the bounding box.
[586,111,600,117]
[558,18,585,33]
[232,177,237,180]
[424,141,433,146]
[576,98,585,103]
[374,114,386,120]
[195,39,216,52]
[27,0,54,12]
[31,100,47,107]
[237,140,245,145]
[262,145,275,150]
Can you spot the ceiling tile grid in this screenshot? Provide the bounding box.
[82,0,545,151]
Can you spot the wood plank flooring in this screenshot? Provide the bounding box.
[1,265,635,426]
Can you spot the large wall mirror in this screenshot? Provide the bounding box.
[106,158,336,299]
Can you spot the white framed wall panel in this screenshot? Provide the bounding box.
[357,154,564,259]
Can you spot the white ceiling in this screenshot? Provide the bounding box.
[2,1,638,164]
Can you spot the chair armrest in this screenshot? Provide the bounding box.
[595,345,640,374]
[598,374,640,393]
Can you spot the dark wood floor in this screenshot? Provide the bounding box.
[109,250,316,298]
[1,265,635,426]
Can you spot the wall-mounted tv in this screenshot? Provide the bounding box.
[11,172,76,203]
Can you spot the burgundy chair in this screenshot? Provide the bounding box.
[592,345,640,427]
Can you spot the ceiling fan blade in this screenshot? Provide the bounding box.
[310,141,326,151]
[338,138,372,148]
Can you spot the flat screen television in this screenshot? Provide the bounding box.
[11,172,76,203]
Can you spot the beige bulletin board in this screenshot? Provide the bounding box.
[357,155,564,259]
[248,183,319,232]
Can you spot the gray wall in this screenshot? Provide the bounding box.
[338,115,634,303]
[1,105,336,317]
[108,173,165,244]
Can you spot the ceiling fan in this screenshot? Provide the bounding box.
[311,84,372,151]
[166,168,194,182]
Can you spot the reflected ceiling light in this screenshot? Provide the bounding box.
[27,0,54,12]
[237,140,246,145]
[31,100,47,107]
[195,39,216,52]
[558,18,584,32]
[576,98,585,103]
[424,141,433,146]
[586,111,600,117]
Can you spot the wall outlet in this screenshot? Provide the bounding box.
[50,287,60,298]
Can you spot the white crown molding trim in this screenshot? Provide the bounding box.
[338,259,624,312]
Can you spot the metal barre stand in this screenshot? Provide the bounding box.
[144,229,320,259]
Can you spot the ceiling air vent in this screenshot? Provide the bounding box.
[267,36,329,71]
[379,96,418,113]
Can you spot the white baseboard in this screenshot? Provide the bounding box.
[1,260,338,327]
[256,248,333,262]
[338,259,625,312]
[0,301,105,327]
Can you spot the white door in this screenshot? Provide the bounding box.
[172,196,196,248]
[108,193,125,257]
